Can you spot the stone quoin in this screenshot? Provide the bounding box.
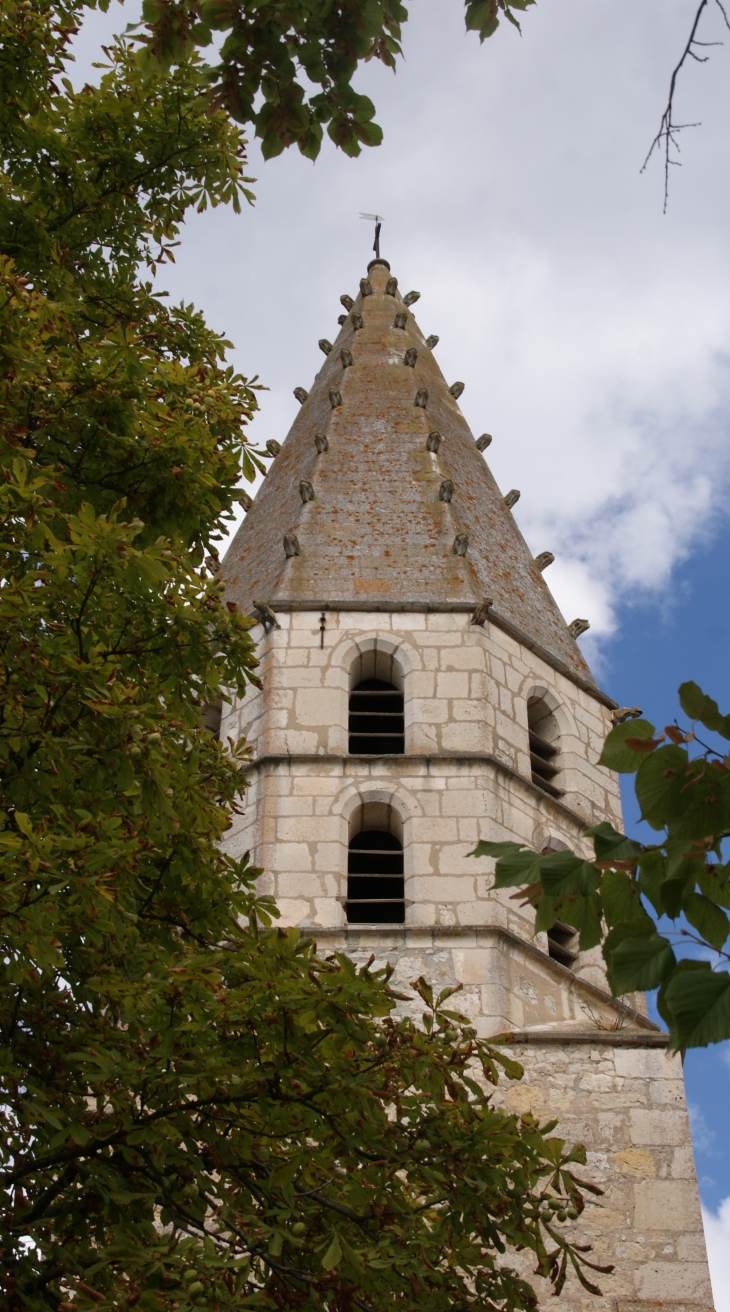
[221,258,713,1312]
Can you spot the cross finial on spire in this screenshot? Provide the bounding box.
[360,212,384,259]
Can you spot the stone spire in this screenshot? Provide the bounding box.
[223,259,594,686]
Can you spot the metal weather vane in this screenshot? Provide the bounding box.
[360,212,384,259]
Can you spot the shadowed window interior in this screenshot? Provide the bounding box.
[349,679,404,754]
[347,830,405,924]
[527,694,563,798]
[348,648,405,755]
[546,920,579,969]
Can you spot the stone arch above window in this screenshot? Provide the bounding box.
[527,689,563,799]
[346,801,404,925]
[349,648,404,755]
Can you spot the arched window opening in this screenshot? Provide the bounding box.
[348,649,404,755]
[527,695,563,798]
[347,831,404,924]
[346,802,404,924]
[546,921,579,969]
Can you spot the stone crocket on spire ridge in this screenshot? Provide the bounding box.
[222,260,595,686]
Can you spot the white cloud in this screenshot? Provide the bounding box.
[703,1196,730,1312]
[689,1103,716,1155]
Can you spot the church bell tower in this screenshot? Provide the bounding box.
[221,258,713,1312]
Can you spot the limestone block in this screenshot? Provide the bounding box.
[677,1232,712,1262]
[312,899,343,927]
[505,664,524,693]
[409,670,435,698]
[436,845,480,875]
[411,697,448,724]
[455,900,497,926]
[488,654,506,684]
[633,1179,701,1230]
[612,1148,657,1178]
[634,1263,714,1302]
[441,647,486,671]
[441,788,483,817]
[670,1145,697,1179]
[295,687,344,726]
[278,667,324,689]
[451,698,488,723]
[277,872,327,899]
[614,1049,681,1079]
[441,722,486,753]
[426,611,462,632]
[392,612,427,631]
[267,842,312,872]
[279,730,319,753]
[647,1078,685,1107]
[276,796,315,817]
[415,816,459,843]
[293,775,341,796]
[498,685,514,717]
[276,898,312,923]
[434,670,469,698]
[313,842,344,872]
[412,876,475,902]
[410,844,435,874]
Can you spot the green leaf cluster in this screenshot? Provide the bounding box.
[470,681,730,1051]
[2,6,604,1312]
[86,0,533,161]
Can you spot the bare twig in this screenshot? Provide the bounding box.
[643,0,730,210]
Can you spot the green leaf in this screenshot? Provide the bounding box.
[605,928,676,995]
[587,821,643,865]
[598,718,657,772]
[678,681,730,739]
[539,853,600,899]
[554,895,603,952]
[663,963,730,1048]
[601,870,645,928]
[682,892,730,952]
[470,841,544,888]
[636,849,667,915]
[469,839,525,860]
[634,744,688,829]
[321,1233,342,1271]
[14,811,33,837]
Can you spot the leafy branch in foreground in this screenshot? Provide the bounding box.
[471,681,730,1051]
[126,0,536,160]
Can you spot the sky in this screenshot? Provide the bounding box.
[70,0,730,1302]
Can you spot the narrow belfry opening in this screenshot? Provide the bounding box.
[527,695,563,798]
[547,921,579,969]
[347,831,404,924]
[349,679,404,754]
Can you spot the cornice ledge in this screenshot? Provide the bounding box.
[308,922,660,1035]
[267,599,617,711]
[247,751,592,830]
[504,1029,670,1048]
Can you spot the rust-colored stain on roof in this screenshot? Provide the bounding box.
[223,260,595,684]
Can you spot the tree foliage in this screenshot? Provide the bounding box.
[2,4,606,1311]
[127,0,534,160]
[471,683,730,1052]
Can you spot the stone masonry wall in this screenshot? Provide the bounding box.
[491,1040,712,1312]
[221,608,622,991]
[219,608,713,1311]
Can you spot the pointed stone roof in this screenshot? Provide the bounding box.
[222,259,598,689]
